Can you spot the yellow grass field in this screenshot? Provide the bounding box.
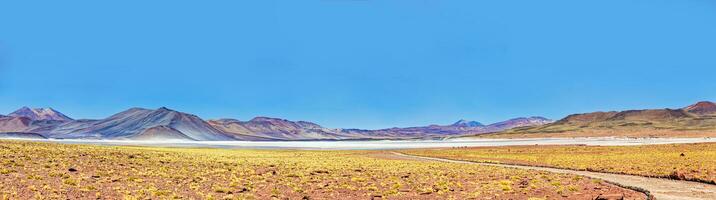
[402,143,716,184]
[0,140,645,200]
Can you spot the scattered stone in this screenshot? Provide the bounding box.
[680,153,686,157]
[595,193,624,200]
[670,171,686,180]
[311,170,329,175]
[68,168,77,172]
[371,194,382,200]
[518,179,530,188]
[419,191,432,195]
[256,169,277,176]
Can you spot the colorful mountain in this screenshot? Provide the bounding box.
[209,117,345,140]
[684,101,716,116]
[0,105,560,140]
[488,101,716,138]
[9,107,73,121]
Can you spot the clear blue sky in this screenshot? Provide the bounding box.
[1,1,715,129]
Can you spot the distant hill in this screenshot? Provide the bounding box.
[52,107,266,141]
[337,117,554,139]
[0,115,34,132]
[0,107,269,141]
[211,117,552,140]
[481,101,716,138]
[209,117,347,140]
[684,101,716,116]
[73,107,235,140]
[487,117,554,130]
[452,120,484,127]
[1,106,551,141]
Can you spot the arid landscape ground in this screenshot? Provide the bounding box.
[401,143,716,184]
[0,140,648,200]
[2,102,716,199]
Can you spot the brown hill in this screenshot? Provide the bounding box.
[208,117,346,140]
[684,101,716,116]
[0,116,33,132]
[210,117,554,140]
[554,112,618,125]
[480,101,716,138]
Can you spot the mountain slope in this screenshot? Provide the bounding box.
[484,101,716,138]
[58,107,242,140]
[0,107,272,140]
[339,124,474,139]
[0,116,33,132]
[337,118,553,139]
[2,106,553,140]
[212,117,553,140]
[0,117,71,135]
[486,117,554,130]
[209,117,346,140]
[37,119,98,137]
[129,125,196,140]
[9,107,73,121]
[0,132,47,139]
[684,101,716,116]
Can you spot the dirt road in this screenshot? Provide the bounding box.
[390,152,716,200]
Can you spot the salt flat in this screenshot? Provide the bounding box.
[4,137,713,150]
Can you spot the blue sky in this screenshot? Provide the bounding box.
[1,0,715,129]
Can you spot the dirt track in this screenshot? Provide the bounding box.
[389,152,716,200]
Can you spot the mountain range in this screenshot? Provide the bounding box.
[0,107,552,141]
[486,101,716,138]
[4,101,713,140]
